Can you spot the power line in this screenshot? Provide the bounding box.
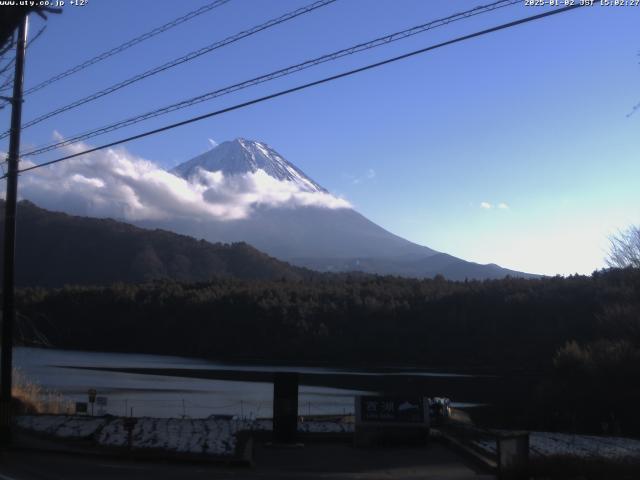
[0,0,337,140]
[20,0,232,97]
[0,33,15,58]
[0,55,16,82]
[12,3,585,178]
[0,25,47,99]
[0,73,13,94]
[22,0,520,158]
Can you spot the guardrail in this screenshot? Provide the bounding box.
[437,421,529,479]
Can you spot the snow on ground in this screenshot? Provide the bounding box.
[299,420,354,434]
[472,431,640,462]
[16,415,251,456]
[246,419,354,434]
[15,415,109,439]
[16,415,354,457]
[97,417,242,455]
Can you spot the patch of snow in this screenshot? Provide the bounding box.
[15,415,109,439]
[172,138,328,194]
[17,415,355,457]
[298,421,354,434]
[472,431,640,462]
[95,418,128,448]
[254,142,271,159]
[96,417,243,456]
[244,418,353,434]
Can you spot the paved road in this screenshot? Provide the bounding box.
[0,443,494,480]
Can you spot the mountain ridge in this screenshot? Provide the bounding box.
[0,200,306,287]
[165,138,538,280]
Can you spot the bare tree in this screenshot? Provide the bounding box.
[607,226,640,269]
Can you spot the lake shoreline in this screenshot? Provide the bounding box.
[61,364,538,407]
[16,346,538,428]
[19,343,543,377]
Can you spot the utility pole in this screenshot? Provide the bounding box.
[0,14,29,445]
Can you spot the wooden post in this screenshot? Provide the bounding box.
[0,14,29,446]
[273,372,299,443]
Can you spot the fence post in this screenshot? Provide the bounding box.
[273,372,299,444]
[497,431,529,480]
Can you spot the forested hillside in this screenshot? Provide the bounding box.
[17,269,635,368]
[0,200,305,286]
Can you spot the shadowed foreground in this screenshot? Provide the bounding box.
[0,443,493,480]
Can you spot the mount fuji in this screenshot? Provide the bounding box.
[173,137,327,193]
[148,138,534,280]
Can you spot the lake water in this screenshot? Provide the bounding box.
[14,347,473,418]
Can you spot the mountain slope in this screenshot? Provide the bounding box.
[165,138,537,279]
[164,138,438,259]
[294,253,537,281]
[0,200,305,287]
[140,204,438,260]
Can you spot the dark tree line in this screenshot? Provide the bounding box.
[15,269,638,369]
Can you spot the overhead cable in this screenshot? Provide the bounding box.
[12,3,584,178]
[1,0,337,140]
[22,0,519,157]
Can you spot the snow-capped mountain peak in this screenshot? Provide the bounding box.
[171,138,327,193]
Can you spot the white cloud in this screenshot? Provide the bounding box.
[14,142,351,222]
[480,201,492,209]
[207,138,218,148]
[351,168,377,185]
[498,202,509,209]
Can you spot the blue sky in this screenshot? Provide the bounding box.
[2,0,639,276]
